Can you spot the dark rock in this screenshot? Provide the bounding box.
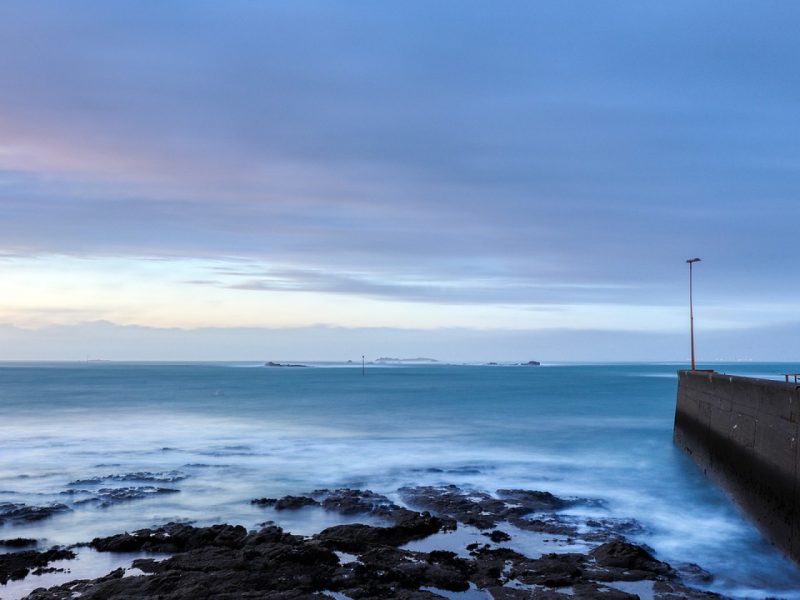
[0,547,75,584]
[30,566,68,576]
[23,486,727,600]
[469,545,526,561]
[337,545,474,596]
[572,582,639,599]
[76,486,180,507]
[251,497,278,506]
[255,489,402,519]
[446,466,483,475]
[316,511,446,552]
[0,502,71,525]
[488,587,565,599]
[495,489,571,512]
[509,516,579,537]
[90,523,250,553]
[399,485,511,529]
[510,552,586,587]
[69,471,187,486]
[399,485,576,530]
[590,540,671,575]
[484,530,512,543]
[251,495,319,510]
[274,496,320,510]
[676,562,714,584]
[317,488,401,517]
[653,579,728,598]
[583,517,645,540]
[0,537,38,547]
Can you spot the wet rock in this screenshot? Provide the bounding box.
[399,485,576,530]
[489,587,569,599]
[508,516,579,537]
[399,485,513,529]
[24,486,728,600]
[653,579,728,599]
[251,497,278,506]
[31,524,339,600]
[495,489,571,512]
[89,523,250,553]
[0,502,71,525]
[251,495,320,510]
[75,486,180,507]
[341,546,471,595]
[572,582,640,599]
[316,511,446,552]
[58,488,90,496]
[582,517,645,541]
[68,470,187,486]
[484,530,512,543]
[446,466,483,475]
[676,562,714,584]
[30,566,68,576]
[254,489,403,520]
[0,537,38,547]
[468,542,527,587]
[510,552,586,587]
[0,547,75,584]
[274,495,320,510]
[589,540,672,577]
[316,488,401,517]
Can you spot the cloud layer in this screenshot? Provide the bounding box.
[0,2,798,357]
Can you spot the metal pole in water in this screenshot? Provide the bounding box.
[362,355,365,376]
[686,257,701,370]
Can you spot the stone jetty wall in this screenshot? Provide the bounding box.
[674,369,800,561]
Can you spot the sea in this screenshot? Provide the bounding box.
[1,361,799,599]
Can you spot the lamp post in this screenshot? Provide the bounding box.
[686,258,701,370]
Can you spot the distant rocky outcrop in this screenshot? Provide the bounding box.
[264,361,308,368]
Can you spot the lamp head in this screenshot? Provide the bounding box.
[686,258,701,264]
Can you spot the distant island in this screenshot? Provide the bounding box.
[374,357,439,363]
[485,361,540,366]
[264,361,308,368]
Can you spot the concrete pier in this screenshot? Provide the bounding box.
[674,369,800,561]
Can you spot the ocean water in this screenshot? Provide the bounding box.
[1,361,800,599]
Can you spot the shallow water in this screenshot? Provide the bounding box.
[1,361,799,599]
[0,548,168,600]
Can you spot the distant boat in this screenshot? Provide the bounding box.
[523,361,541,366]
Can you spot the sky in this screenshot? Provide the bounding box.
[1,1,798,361]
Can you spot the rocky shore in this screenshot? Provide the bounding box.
[3,486,726,599]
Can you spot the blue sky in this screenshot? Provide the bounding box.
[0,1,798,361]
